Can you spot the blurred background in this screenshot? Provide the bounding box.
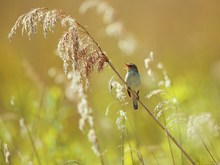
[1,0,220,164]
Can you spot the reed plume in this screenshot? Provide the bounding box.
[9,7,196,165]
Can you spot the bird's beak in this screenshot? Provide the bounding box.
[124,63,130,70]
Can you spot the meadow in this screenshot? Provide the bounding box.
[1,0,220,164]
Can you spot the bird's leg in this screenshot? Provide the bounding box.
[127,87,131,97]
[137,90,140,100]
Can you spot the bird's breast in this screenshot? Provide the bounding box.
[125,70,141,92]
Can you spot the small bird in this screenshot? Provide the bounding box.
[124,63,141,110]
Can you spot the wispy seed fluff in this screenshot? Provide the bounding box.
[8,7,107,157]
[187,113,219,140]
[9,7,108,88]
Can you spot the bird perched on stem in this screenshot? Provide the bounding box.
[124,63,141,110]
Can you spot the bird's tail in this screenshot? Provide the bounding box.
[131,93,138,110]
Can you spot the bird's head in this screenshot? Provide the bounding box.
[124,63,139,72]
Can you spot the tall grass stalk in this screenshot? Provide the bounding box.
[22,119,41,165]
[162,114,175,165]
[8,8,196,165]
[121,126,125,165]
[108,59,195,164]
[126,129,135,165]
[139,100,195,165]
[193,123,217,164]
